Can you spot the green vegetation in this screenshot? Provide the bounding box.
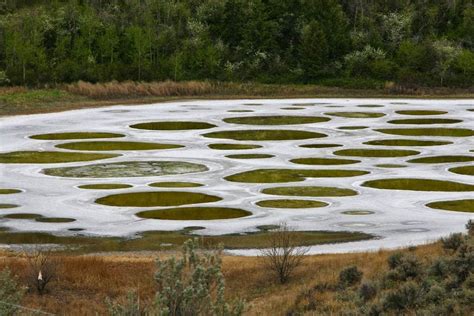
[225,169,369,183]
[203,129,327,141]
[364,139,452,146]
[35,217,76,223]
[130,121,216,130]
[262,186,358,197]
[3,213,43,219]
[291,157,360,165]
[223,116,330,125]
[0,204,18,209]
[95,191,222,207]
[450,165,474,176]
[395,110,448,115]
[388,118,462,124]
[375,128,474,137]
[292,228,474,315]
[299,143,342,149]
[408,155,474,163]
[30,132,124,140]
[56,141,182,151]
[0,189,21,194]
[43,161,208,178]
[226,154,273,159]
[341,210,374,215]
[208,143,262,150]
[325,112,385,118]
[0,229,372,251]
[334,148,419,157]
[375,164,407,168]
[136,207,251,220]
[0,151,119,163]
[149,182,203,188]
[227,110,254,113]
[256,199,328,208]
[78,183,133,190]
[426,199,474,212]
[0,1,473,89]
[362,178,474,192]
[358,105,384,108]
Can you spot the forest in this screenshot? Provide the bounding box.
[0,0,473,88]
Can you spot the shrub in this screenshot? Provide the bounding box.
[339,266,363,287]
[386,253,421,281]
[107,291,146,316]
[0,269,24,315]
[466,220,474,236]
[381,281,421,311]
[260,223,308,284]
[25,249,57,295]
[358,282,377,302]
[154,238,244,316]
[441,233,464,253]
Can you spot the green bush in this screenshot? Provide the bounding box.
[0,269,24,315]
[442,233,464,252]
[339,266,363,287]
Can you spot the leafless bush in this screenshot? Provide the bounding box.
[24,249,57,295]
[260,223,309,284]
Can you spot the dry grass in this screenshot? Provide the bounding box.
[0,242,443,315]
[64,80,214,99]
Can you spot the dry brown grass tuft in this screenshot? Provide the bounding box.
[64,80,214,99]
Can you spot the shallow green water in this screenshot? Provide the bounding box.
[30,132,124,140]
[0,189,22,194]
[226,154,274,159]
[78,184,133,190]
[203,129,327,141]
[426,199,474,213]
[130,121,216,130]
[3,213,43,219]
[334,148,419,157]
[149,182,203,188]
[291,157,360,165]
[0,151,119,164]
[449,165,474,176]
[43,161,208,178]
[208,143,262,150]
[256,199,328,208]
[408,156,474,164]
[262,186,358,197]
[299,143,343,149]
[56,141,182,151]
[395,110,447,115]
[338,126,368,130]
[375,164,407,168]
[325,112,385,118]
[36,217,76,223]
[362,178,474,192]
[223,115,330,125]
[375,128,474,137]
[341,210,374,215]
[95,191,222,207]
[136,207,251,220]
[388,118,462,125]
[0,204,19,209]
[364,139,452,146]
[225,169,369,183]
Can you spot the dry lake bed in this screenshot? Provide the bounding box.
[0,98,473,254]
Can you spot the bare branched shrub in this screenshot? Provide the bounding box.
[0,269,25,315]
[260,223,309,284]
[24,249,57,295]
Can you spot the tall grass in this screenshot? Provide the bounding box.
[64,80,214,99]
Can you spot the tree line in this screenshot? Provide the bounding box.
[0,0,473,88]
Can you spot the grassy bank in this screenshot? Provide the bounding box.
[0,239,449,315]
[1,81,473,117]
